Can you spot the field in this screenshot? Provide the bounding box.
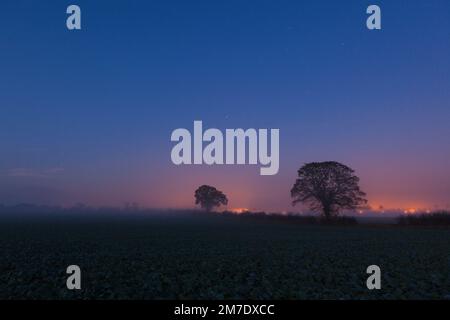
[1,212,450,299]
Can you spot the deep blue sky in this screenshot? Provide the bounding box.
[1,1,450,211]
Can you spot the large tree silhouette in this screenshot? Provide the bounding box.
[290,161,367,218]
[195,185,228,212]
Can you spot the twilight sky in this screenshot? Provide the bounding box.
[1,0,450,212]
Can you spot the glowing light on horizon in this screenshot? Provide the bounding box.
[231,207,250,214]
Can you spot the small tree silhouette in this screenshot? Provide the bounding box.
[290,161,367,219]
[195,185,228,212]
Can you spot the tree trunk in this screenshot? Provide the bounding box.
[322,204,332,220]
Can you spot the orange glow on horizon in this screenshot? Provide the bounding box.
[230,207,250,214]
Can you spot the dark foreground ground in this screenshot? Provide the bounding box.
[1,212,449,299]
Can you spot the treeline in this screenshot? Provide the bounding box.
[2,204,450,227]
[221,211,358,225]
[220,210,450,226]
[397,211,450,226]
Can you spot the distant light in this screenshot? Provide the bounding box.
[231,208,249,214]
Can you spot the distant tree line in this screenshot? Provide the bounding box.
[397,211,450,226]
